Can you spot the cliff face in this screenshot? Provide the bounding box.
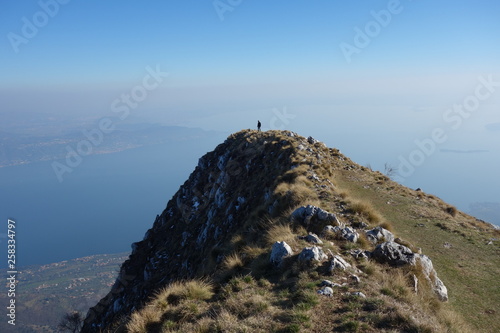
[82,130,499,333]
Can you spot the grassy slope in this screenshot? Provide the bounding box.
[333,167,500,332]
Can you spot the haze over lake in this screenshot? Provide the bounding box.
[0,132,225,268]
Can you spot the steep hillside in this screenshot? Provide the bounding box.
[82,130,499,332]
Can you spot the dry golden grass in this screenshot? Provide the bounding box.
[222,253,244,271]
[264,224,297,247]
[126,305,162,333]
[346,199,384,224]
[274,181,318,207]
[377,221,394,232]
[154,280,214,306]
[240,245,267,261]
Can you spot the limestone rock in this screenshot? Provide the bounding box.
[307,136,319,144]
[329,255,351,273]
[372,241,416,266]
[317,287,334,297]
[373,242,448,302]
[365,226,394,244]
[350,275,360,284]
[350,249,371,260]
[298,246,328,263]
[291,205,341,226]
[299,232,323,244]
[324,225,359,243]
[416,254,449,302]
[270,241,294,267]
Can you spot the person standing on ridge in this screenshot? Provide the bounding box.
[257,120,261,132]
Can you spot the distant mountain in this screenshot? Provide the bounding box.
[82,130,499,332]
[0,253,128,333]
[0,123,218,167]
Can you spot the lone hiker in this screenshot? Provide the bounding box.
[257,120,261,132]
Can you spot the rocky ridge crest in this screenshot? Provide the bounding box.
[82,130,456,332]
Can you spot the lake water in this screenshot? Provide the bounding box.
[0,137,224,268]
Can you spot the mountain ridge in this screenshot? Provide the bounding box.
[82,129,499,332]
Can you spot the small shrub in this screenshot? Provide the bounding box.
[338,320,360,332]
[363,298,384,312]
[155,280,214,306]
[445,206,458,217]
[380,287,395,297]
[242,275,254,284]
[292,289,319,311]
[223,253,244,271]
[126,306,162,333]
[435,222,450,231]
[184,280,215,301]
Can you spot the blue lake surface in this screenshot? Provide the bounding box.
[0,137,224,268]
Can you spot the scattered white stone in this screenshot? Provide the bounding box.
[317,287,334,297]
[299,233,323,244]
[329,255,351,273]
[291,205,341,226]
[298,246,328,263]
[270,241,294,267]
[365,226,394,244]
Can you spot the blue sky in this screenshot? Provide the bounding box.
[1,0,500,211]
[2,1,499,86]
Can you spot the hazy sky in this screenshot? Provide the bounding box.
[1,1,500,211]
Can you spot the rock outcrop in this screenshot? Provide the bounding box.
[372,241,416,266]
[298,246,328,263]
[365,226,395,244]
[372,241,448,301]
[291,205,341,227]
